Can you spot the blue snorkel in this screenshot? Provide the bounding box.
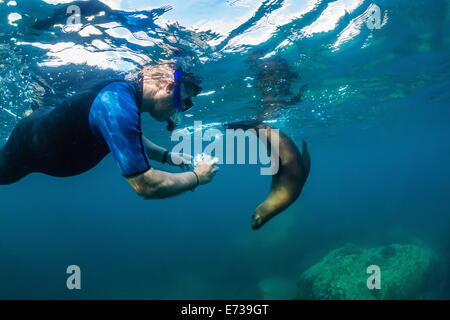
[167,66,198,131]
[167,67,183,131]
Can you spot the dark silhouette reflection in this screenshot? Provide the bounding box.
[247,50,306,121]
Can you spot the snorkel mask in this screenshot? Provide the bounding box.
[167,67,195,131]
[169,67,183,128]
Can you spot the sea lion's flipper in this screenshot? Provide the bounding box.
[224,120,261,131]
[301,140,311,175]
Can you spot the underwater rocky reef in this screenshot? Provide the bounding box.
[295,243,439,300]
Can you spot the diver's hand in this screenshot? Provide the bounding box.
[168,152,193,167]
[194,157,219,185]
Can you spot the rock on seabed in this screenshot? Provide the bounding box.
[296,243,438,300]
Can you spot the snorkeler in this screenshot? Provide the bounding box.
[0,65,219,199]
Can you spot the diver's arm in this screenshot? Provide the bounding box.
[142,136,167,163]
[126,158,219,199]
[126,168,198,199]
[142,136,193,166]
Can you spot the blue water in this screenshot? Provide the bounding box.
[0,0,450,299]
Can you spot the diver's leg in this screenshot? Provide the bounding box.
[0,143,29,185]
[0,110,46,185]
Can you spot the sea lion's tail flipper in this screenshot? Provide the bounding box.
[301,140,311,176]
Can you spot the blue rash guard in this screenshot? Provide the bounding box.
[0,80,151,185]
[89,81,151,176]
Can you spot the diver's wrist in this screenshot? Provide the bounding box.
[162,150,170,164]
[191,171,200,191]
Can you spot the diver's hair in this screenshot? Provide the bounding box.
[139,64,202,96]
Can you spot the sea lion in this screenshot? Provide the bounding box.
[225,121,311,230]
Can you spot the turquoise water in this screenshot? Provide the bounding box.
[0,0,450,299]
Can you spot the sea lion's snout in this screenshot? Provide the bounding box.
[252,213,264,230]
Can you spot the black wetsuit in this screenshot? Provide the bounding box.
[0,80,151,185]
